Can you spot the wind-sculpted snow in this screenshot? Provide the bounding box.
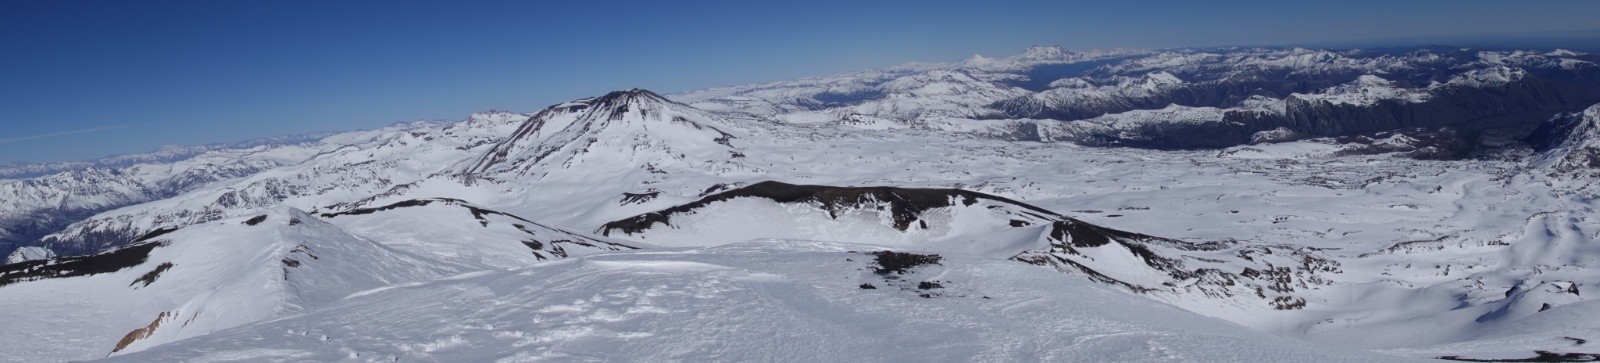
[0,209,464,361]
[5,47,1600,361]
[101,241,1410,363]
[598,181,1346,314]
[320,198,637,269]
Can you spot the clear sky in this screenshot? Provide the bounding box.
[3,0,1599,164]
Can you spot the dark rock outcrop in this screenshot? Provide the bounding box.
[598,181,1057,236]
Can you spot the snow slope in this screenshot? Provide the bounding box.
[0,209,462,361]
[103,241,1415,362]
[321,198,638,269]
[31,112,528,257]
[1531,104,1600,178]
[461,89,748,182]
[2,46,1599,362]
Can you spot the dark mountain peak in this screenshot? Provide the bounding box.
[592,88,673,107]
[462,88,737,179]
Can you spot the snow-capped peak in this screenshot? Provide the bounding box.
[1015,45,1070,61]
[1547,49,1584,57]
[1290,74,1430,106]
[1135,71,1184,89]
[590,88,678,111]
[3,246,54,264]
[461,89,746,182]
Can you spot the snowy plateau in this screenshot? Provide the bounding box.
[3,46,1600,362]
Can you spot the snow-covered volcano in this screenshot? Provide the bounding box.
[462,89,749,183]
[4,45,1600,362]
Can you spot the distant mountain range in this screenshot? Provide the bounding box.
[3,45,1600,362]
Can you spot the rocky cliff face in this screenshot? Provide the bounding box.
[1528,104,1600,177]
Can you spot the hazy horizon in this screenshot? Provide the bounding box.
[4,0,1600,164]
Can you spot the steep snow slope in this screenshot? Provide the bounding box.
[3,246,54,264]
[102,241,1414,362]
[0,209,462,361]
[461,89,748,182]
[1529,104,1600,179]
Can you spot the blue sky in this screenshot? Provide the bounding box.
[3,0,1599,164]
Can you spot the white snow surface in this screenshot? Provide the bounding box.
[0,209,463,362]
[1,46,1598,362]
[102,241,1413,363]
[1291,75,1431,106]
[3,246,54,264]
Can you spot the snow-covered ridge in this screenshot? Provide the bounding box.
[1290,75,1431,106]
[0,208,462,361]
[27,111,528,257]
[0,132,332,180]
[675,46,1600,149]
[598,181,1344,314]
[1529,104,1600,179]
[2,246,54,264]
[320,198,638,269]
[2,46,1600,361]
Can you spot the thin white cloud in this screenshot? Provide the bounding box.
[0,125,136,145]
